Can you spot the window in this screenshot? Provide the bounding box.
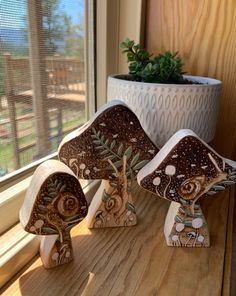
[0,0,92,181]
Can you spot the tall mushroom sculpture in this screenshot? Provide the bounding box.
[137,129,236,247]
[58,100,158,228]
[20,160,88,268]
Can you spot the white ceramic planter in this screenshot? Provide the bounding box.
[107,74,222,148]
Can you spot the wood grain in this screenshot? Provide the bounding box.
[145,0,236,160]
[1,183,232,296]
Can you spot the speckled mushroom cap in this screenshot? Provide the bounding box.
[58,100,158,180]
[137,129,234,203]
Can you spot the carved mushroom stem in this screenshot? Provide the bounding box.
[40,230,73,268]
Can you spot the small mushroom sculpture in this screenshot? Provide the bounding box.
[58,100,158,228]
[137,129,236,247]
[20,160,88,268]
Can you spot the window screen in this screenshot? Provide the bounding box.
[0,0,87,178]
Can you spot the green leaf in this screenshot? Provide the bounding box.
[41,227,58,234]
[59,184,66,192]
[92,127,97,135]
[117,143,124,156]
[126,202,136,213]
[130,153,140,167]
[65,224,76,232]
[95,146,104,150]
[110,140,116,149]
[113,160,123,169]
[133,159,149,170]
[43,197,53,203]
[179,207,186,214]
[174,215,183,223]
[93,140,101,145]
[109,182,118,188]
[104,139,109,146]
[124,146,133,160]
[100,150,109,155]
[102,190,110,202]
[38,204,48,213]
[106,155,116,160]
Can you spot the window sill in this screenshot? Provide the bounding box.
[1,184,234,295]
[0,179,100,288]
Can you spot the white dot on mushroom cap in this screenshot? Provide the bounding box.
[176,223,185,232]
[192,218,203,229]
[80,163,86,169]
[34,220,44,228]
[65,251,71,258]
[165,165,176,176]
[52,252,59,260]
[152,177,161,186]
[85,169,90,175]
[126,211,131,216]
[197,235,204,242]
[172,235,179,242]
[29,226,36,232]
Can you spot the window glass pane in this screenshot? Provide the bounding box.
[0,0,87,178]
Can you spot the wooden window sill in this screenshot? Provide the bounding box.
[1,184,234,296]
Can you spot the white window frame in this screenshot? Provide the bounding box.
[0,0,146,288]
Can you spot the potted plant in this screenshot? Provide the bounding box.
[107,38,222,148]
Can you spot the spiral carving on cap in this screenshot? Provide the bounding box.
[178,176,205,200]
[104,194,122,213]
[57,192,80,217]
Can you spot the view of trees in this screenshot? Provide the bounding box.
[0,0,85,177]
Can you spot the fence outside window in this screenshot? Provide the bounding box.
[0,0,88,179]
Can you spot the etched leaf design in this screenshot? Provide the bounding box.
[109,182,118,188]
[130,153,140,167]
[100,150,109,155]
[133,159,149,170]
[102,190,110,202]
[43,197,53,203]
[95,146,104,150]
[175,215,183,223]
[110,140,116,149]
[38,204,48,213]
[93,140,101,145]
[41,227,58,234]
[126,202,136,213]
[113,160,123,169]
[124,146,132,160]
[117,143,124,156]
[65,224,76,232]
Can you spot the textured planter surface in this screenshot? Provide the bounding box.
[107,75,221,148]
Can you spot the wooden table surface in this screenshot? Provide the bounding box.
[1,184,233,296]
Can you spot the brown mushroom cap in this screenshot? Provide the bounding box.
[138,129,233,203]
[20,160,87,235]
[58,100,158,180]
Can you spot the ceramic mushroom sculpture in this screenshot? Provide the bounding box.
[137,129,236,247]
[58,100,158,228]
[20,160,88,268]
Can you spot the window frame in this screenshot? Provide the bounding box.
[0,0,146,289]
